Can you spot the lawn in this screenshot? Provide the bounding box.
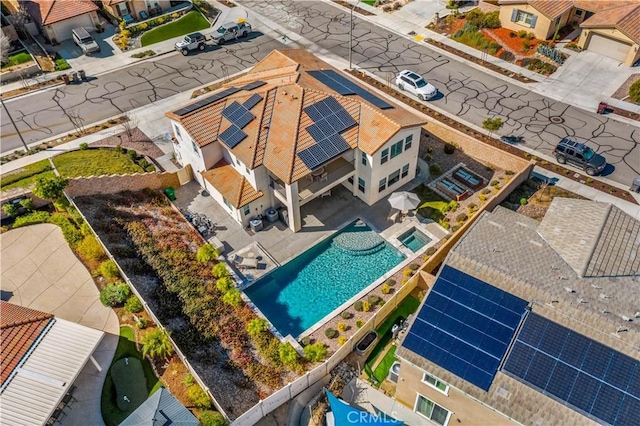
[1,159,55,190]
[413,184,450,221]
[372,345,397,383]
[141,10,210,47]
[101,326,161,426]
[52,149,144,178]
[1,51,33,69]
[112,358,148,411]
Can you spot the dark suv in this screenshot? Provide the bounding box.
[553,138,606,176]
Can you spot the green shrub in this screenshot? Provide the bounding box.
[212,262,228,278]
[520,197,528,205]
[79,142,89,150]
[278,343,300,368]
[300,336,311,346]
[53,197,71,211]
[482,11,500,28]
[354,300,363,311]
[197,244,219,263]
[99,282,130,307]
[451,225,461,232]
[135,317,148,329]
[199,411,227,426]
[337,322,348,332]
[184,373,195,387]
[338,336,347,346]
[629,79,640,103]
[100,260,120,279]
[76,235,106,261]
[247,318,268,336]
[125,295,143,313]
[518,30,528,38]
[325,327,338,339]
[385,279,396,286]
[216,276,234,293]
[341,311,352,320]
[367,295,380,305]
[525,32,535,40]
[356,319,364,328]
[66,206,84,226]
[425,246,437,256]
[381,284,391,294]
[222,289,242,307]
[304,342,327,362]
[456,213,468,222]
[48,214,83,247]
[429,163,442,175]
[12,211,51,227]
[490,179,499,186]
[465,9,483,27]
[19,198,34,211]
[444,143,456,154]
[2,203,18,217]
[448,200,459,211]
[362,301,371,312]
[128,149,138,161]
[187,385,212,409]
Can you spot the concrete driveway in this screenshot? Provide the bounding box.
[56,24,120,70]
[0,223,119,426]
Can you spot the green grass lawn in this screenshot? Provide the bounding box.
[372,345,397,383]
[365,295,420,375]
[141,10,210,47]
[101,327,161,426]
[413,184,450,221]
[1,51,33,69]
[52,149,144,178]
[112,358,148,411]
[1,159,55,190]
[361,0,376,5]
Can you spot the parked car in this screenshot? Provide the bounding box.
[174,32,207,55]
[395,70,437,101]
[552,138,606,176]
[211,21,251,45]
[72,27,100,55]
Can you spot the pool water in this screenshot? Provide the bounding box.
[244,221,405,338]
[399,227,431,252]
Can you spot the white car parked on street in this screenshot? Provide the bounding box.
[395,70,438,101]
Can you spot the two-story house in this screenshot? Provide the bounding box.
[166,50,426,232]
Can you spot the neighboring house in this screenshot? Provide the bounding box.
[166,49,426,232]
[120,387,199,426]
[0,301,104,425]
[19,0,100,42]
[101,0,172,21]
[395,198,640,425]
[488,0,640,65]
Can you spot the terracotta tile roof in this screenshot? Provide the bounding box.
[201,160,264,208]
[25,0,97,25]
[0,302,53,385]
[104,0,127,5]
[572,0,639,13]
[528,0,574,19]
[167,50,426,184]
[580,3,640,44]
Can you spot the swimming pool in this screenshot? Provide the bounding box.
[244,220,405,338]
[399,227,432,252]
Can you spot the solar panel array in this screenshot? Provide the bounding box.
[297,97,357,170]
[402,265,528,391]
[307,70,394,110]
[243,94,263,110]
[503,313,640,425]
[222,101,254,129]
[174,87,241,116]
[218,125,246,149]
[240,81,266,91]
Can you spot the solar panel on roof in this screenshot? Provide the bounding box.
[243,93,263,110]
[304,104,323,122]
[298,150,320,170]
[240,81,266,91]
[307,70,355,95]
[309,69,394,110]
[401,265,528,391]
[503,312,640,426]
[218,124,246,149]
[174,87,241,116]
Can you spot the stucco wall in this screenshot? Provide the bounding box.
[578,28,639,66]
[498,4,552,40]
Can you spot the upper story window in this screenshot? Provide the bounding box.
[245,166,250,174]
[415,394,451,426]
[422,372,449,394]
[405,134,413,150]
[243,205,250,215]
[388,169,400,186]
[401,163,409,178]
[362,151,367,166]
[390,140,403,159]
[381,148,389,165]
[512,9,538,28]
[358,177,365,193]
[173,124,181,140]
[192,141,199,155]
[378,178,387,193]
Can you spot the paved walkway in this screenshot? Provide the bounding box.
[0,223,120,426]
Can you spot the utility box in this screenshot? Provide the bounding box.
[630,177,640,193]
[163,187,176,201]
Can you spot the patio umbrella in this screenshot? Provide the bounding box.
[388,191,420,211]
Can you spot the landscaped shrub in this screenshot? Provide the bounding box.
[448,200,459,211]
[19,197,34,211]
[187,385,212,409]
[135,317,148,329]
[76,234,106,261]
[48,213,83,247]
[444,143,456,154]
[429,163,441,175]
[381,284,391,294]
[216,276,234,293]
[629,79,640,103]
[356,319,364,328]
[212,262,229,278]
[467,203,478,212]
[325,328,338,339]
[125,295,143,313]
[517,30,528,38]
[385,279,396,286]
[520,197,528,205]
[456,213,468,222]
[341,311,352,320]
[222,289,242,307]
[354,300,364,311]
[338,336,348,346]
[362,301,371,312]
[278,343,300,369]
[304,342,327,362]
[199,411,228,426]
[197,244,219,263]
[482,11,501,28]
[499,51,515,62]
[127,149,138,161]
[2,203,18,217]
[367,295,380,305]
[79,142,89,150]
[247,318,268,337]
[300,337,312,347]
[425,246,437,256]
[100,260,120,279]
[451,225,461,232]
[524,58,557,75]
[12,211,51,227]
[403,268,413,278]
[53,197,71,212]
[490,179,499,186]
[337,322,348,332]
[99,282,131,307]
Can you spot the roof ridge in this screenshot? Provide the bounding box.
[580,203,612,277]
[1,314,53,329]
[286,85,305,183]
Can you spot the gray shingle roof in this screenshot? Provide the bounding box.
[119,388,199,426]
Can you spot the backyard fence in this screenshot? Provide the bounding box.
[231,274,419,425]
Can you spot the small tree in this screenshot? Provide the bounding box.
[222,289,242,307]
[197,244,219,263]
[33,176,69,206]
[120,112,139,143]
[482,117,504,138]
[187,385,212,409]
[19,197,34,212]
[141,328,174,361]
[216,276,234,293]
[247,318,268,336]
[212,262,229,278]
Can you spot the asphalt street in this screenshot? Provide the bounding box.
[1,0,638,186]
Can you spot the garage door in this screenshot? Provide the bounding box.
[586,33,631,62]
[52,14,94,41]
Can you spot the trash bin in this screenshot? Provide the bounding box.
[163,187,176,201]
[78,70,86,81]
[597,102,608,114]
[631,177,640,193]
[61,74,70,85]
[70,71,79,83]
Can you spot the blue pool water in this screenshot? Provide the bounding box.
[244,221,405,338]
[399,227,431,252]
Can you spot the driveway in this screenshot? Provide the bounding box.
[56,23,119,69]
[0,223,119,426]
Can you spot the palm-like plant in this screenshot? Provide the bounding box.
[212,262,229,278]
[247,318,268,336]
[141,328,174,361]
[197,244,219,263]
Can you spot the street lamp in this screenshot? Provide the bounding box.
[348,0,361,69]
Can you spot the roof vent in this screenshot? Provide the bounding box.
[600,294,610,299]
[635,312,640,318]
[591,284,602,289]
[621,315,633,322]
[559,276,569,281]
[602,309,610,314]
[578,299,587,304]
[616,326,629,333]
[564,287,575,293]
[551,266,560,271]
[492,248,502,253]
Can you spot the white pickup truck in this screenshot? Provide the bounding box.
[210,21,252,45]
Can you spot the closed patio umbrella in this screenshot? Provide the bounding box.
[388,191,420,211]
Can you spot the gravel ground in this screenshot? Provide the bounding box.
[89,127,165,159]
[612,74,640,103]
